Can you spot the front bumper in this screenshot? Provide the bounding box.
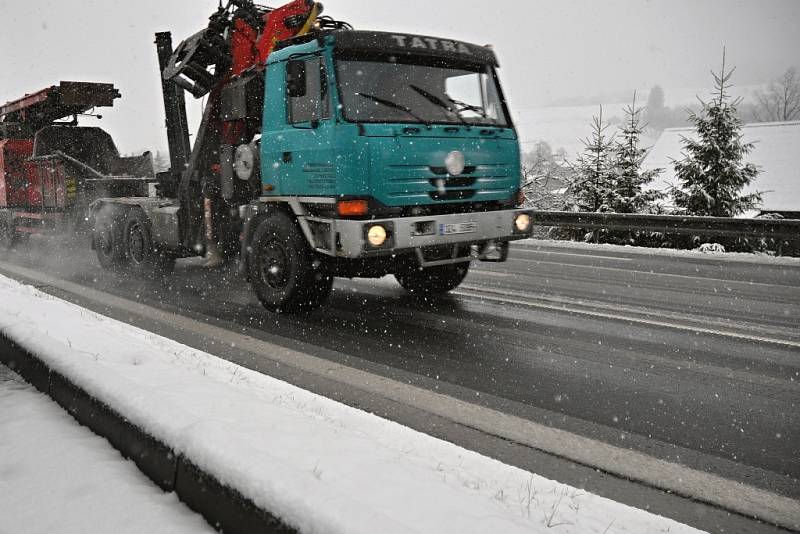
[328,208,533,259]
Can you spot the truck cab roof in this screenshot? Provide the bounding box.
[269,30,499,67]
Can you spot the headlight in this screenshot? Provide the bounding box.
[367,225,388,247]
[515,213,532,232]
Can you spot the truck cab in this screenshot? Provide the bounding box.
[237,31,532,311]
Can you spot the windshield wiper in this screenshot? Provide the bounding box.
[446,96,492,121]
[356,92,430,126]
[408,84,469,128]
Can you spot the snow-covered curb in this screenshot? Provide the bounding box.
[0,274,702,534]
[522,238,800,265]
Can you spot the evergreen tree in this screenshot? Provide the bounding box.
[565,106,615,212]
[672,51,761,217]
[647,85,665,111]
[610,93,664,213]
[643,85,667,132]
[521,141,569,210]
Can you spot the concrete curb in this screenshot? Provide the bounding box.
[0,334,296,534]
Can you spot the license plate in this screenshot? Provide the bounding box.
[439,221,477,235]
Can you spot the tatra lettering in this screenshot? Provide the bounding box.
[440,41,457,53]
[391,35,407,47]
[410,37,427,48]
[387,34,474,56]
[424,38,439,50]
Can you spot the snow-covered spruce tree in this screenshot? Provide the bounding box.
[521,141,570,210]
[610,93,664,214]
[671,51,761,217]
[565,106,616,213]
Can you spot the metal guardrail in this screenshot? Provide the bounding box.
[531,211,800,240]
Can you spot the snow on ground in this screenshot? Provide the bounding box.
[642,121,800,212]
[515,85,762,158]
[0,274,704,534]
[515,103,639,158]
[523,238,800,265]
[0,365,214,534]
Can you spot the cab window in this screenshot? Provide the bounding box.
[287,57,330,124]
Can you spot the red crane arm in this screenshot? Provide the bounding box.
[230,0,321,77]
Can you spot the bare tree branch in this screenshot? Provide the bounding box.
[754,67,800,122]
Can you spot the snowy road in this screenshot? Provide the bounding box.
[1,239,798,533]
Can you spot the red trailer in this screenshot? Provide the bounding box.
[0,82,154,249]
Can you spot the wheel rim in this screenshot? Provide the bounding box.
[128,222,146,265]
[258,239,290,290]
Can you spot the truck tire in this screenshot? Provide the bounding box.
[0,218,15,251]
[123,209,175,278]
[248,211,332,313]
[395,262,470,295]
[94,209,126,270]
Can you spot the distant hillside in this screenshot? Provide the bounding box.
[517,84,764,159]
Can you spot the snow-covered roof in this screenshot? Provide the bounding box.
[643,121,800,212]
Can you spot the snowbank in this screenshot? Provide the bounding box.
[0,366,213,534]
[0,274,703,534]
[521,238,800,265]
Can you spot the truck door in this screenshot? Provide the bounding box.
[263,55,336,197]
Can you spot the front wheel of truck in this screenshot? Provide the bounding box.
[395,262,470,296]
[248,211,332,314]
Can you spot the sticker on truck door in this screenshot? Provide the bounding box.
[439,221,478,235]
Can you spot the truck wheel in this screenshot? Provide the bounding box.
[248,211,332,313]
[0,219,15,251]
[94,211,126,270]
[395,262,470,295]
[123,210,175,278]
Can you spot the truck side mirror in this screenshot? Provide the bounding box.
[287,61,307,98]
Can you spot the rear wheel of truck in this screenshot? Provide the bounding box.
[123,209,175,278]
[248,211,332,314]
[94,210,126,270]
[0,218,15,251]
[395,262,470,296]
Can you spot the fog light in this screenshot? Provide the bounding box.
[515,213,532,232]
[367,225,387,247]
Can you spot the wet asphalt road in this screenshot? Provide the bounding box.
[2,238,799,501]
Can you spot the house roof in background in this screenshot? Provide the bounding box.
[643,121,800,212]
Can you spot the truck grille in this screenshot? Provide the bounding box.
[384,163,513,204]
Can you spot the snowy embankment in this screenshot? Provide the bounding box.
[0,366,214,534]
[0,274,702,534]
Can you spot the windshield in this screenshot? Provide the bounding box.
[335,59,510,127]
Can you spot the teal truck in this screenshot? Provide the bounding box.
[90,0,533,313]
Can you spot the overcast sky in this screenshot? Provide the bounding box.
[1,0,798,153]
